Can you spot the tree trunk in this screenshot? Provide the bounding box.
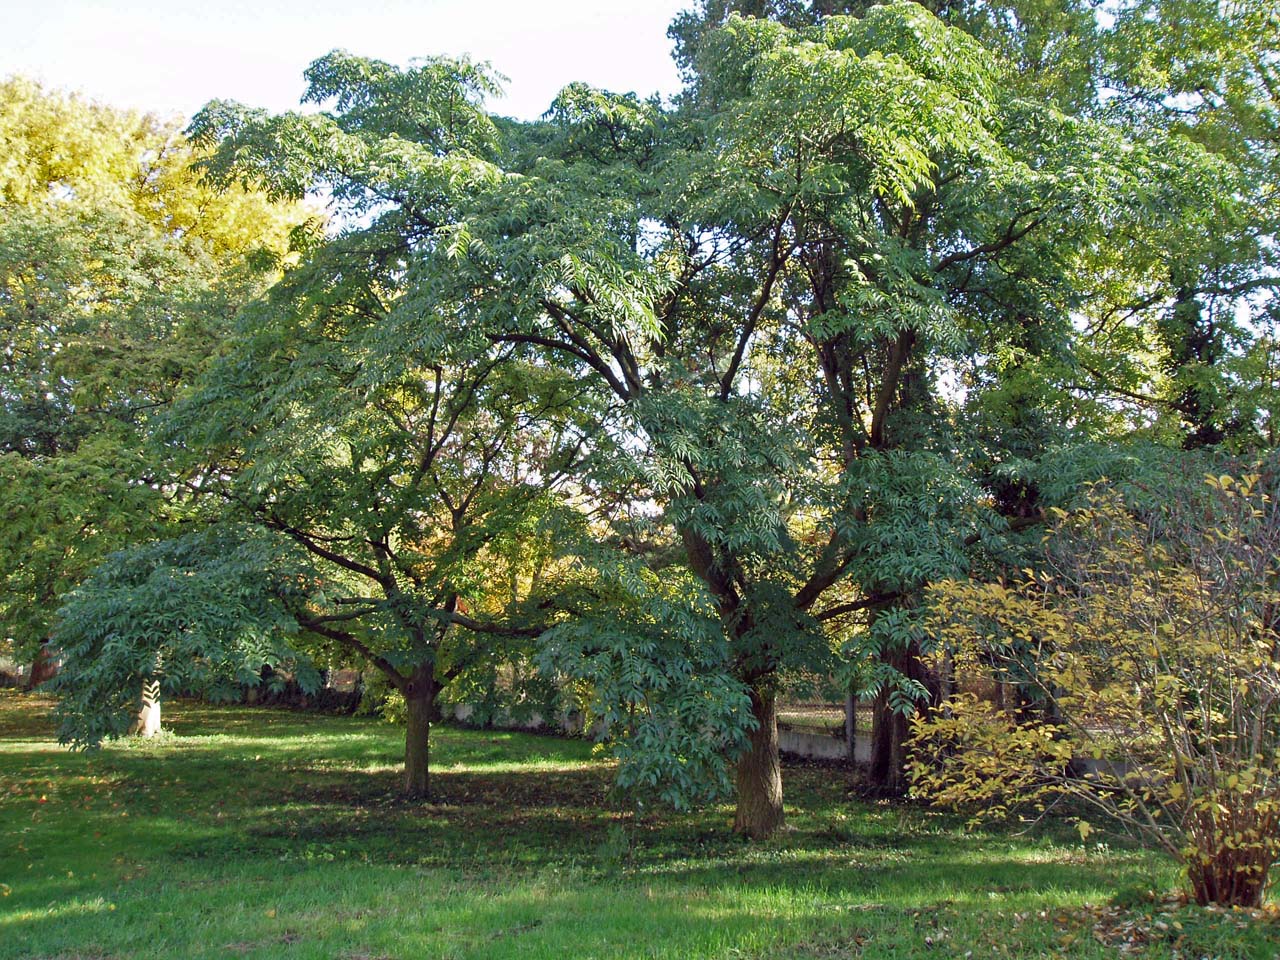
[26,640,58,690]
[869,692,909,793]
[733,688,784,839]
[128,680,162,737]
[403,664,436,799]
[844,690,858,764]
[868,641,938,794]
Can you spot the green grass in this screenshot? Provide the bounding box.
[1,692,1275,959]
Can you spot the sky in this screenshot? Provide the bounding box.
[2,0,691,121]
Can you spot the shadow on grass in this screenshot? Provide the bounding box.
[13,694,1260,960]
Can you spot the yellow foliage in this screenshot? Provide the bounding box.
[0,76,311,267]
[911,474,1280,907]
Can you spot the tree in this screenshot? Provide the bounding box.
[911,460,1280,908]
[0,78,306,720]
[184,3,1205,834]
[1066,0,1280,449]
[442,2,1189,823]
[54,0,1263,832]
[54,55,596,797]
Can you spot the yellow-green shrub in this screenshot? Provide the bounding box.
[910,469,1280,907]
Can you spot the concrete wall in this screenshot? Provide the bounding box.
[778,726,871,763]
[447,701,873,765]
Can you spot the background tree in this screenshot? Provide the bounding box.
[1057,0,1280,448]
[0,78,306,714]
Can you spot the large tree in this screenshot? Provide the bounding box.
[465,3,1185,823]
[669,0,1280,788]
[185,3,1201,835]
[54,57,597,797]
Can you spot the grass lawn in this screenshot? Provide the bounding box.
[1,691,1275,959]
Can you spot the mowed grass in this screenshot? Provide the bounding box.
[1,691,1275,960]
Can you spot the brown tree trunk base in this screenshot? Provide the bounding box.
[867,638,939,795]
[402,666,436,799]
[733,688,784,839]
[868,695,909,795]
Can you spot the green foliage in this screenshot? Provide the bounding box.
[50,526,311,748]
[539,554,752,809]
[172,1,1257,818]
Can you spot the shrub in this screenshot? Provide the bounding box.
[910,466,1280,907]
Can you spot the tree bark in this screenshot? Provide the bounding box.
[403,664,436,799]
[868,641,938,794]
[25,640,58,690]
[869,699,910,793]
[733,688,784,839]
[128,680,162,738]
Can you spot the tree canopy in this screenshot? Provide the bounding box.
[0,79,308,661]
[33,0,1280,856]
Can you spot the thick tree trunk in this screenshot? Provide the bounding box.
[869,696,909,793]
[868,641,938,794]
[403,665,436,799]
[733,688,784,839]
[128,680,162,738]
[26,640,58,690]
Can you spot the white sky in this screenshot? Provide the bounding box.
[2,0,690,121]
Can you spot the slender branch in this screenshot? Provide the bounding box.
[263,515,388,586]
[720,216,791,401]
[427,609,546,638]
[931,209,1046,274]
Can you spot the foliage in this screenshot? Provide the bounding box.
[49,527,312,748]
[421,0,1182,814]
[538,554,753,809]
[910,462,1280,906]
[0,78,307,656]
[33,0,1280,829]
[1071,0,1280,448]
